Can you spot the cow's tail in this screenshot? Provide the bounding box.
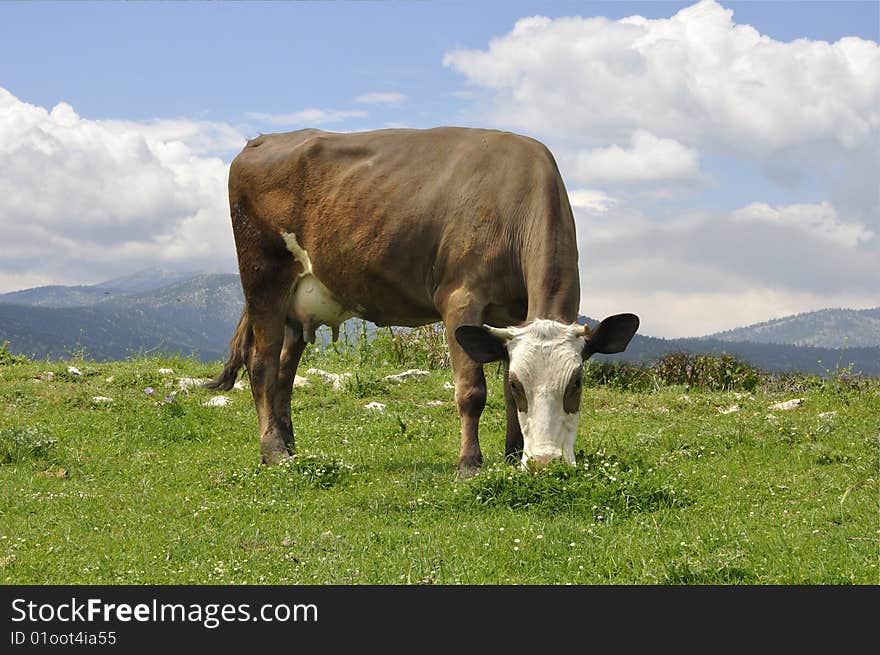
[204,309,252,391]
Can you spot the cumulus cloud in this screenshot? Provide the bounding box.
[567,189,616,213]
[444,1,879,153]
[245,108,367,126]
[570,130,704,186]
[0,87,245,291]
[732,202,874,248]
[354,92,408,106]
[444,0,879,210]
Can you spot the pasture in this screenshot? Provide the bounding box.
[0,335,877,584]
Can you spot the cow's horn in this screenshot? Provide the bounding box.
[483,325,514,341]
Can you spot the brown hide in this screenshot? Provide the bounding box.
[229,126,580,327]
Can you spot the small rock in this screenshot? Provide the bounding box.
[425,400,444,407]
[203,395,231,407]
[233,380,249,391]
[306,368,352,391]
[67,366,82,376]
[293,375,310,388]
[364,401,386,411]
[41,372,55,382]
[718,404,740,415]
[384,369,431,383]
[104,376,114,383]
[818,411,837,419]
[769,398,803,411]
[158,368,174,375]
[765,413,777,420]
[91,396,114,403]
[443,381,455,391]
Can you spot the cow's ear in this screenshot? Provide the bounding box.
[584,313,639,358]
[455,325,509,363]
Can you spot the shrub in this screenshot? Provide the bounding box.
[650,352,763,391]
[0,341,28,366]
[584,361,656,391]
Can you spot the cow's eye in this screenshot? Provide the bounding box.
[508,374,528,412]
[563,372,583,414]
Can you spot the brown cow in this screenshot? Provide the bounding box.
[207,127,638,475]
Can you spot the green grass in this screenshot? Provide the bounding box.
[0,345,877,585]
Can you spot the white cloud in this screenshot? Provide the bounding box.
[444,1,879,154]
[732,201,874,247]
[100,118,245,156]
[354,92,408,106]
[0,87,245,291]
[444,0,879,208]
[570,130,704,186]
[567,189,616,213]
[245,108,367,126]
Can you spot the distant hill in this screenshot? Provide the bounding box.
[0,271,243,361]
[1,270,878,375]
[580,317,880,377]
[701,307,880,349]
[94,268,202,294]
[0,285,120,308]
[0,267,202,307]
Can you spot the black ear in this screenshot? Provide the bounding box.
[584,313,639,357]
[455,325,508,363]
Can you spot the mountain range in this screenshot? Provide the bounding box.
[1,269,877,376]
[702,307,880,349]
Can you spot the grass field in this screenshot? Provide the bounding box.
[1,336,877,585]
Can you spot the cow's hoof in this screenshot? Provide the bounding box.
[456,457,482,479]
[260,450,292,466]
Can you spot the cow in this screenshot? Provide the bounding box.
[206,126,639,476]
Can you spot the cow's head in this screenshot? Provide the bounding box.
[455,314,639,470]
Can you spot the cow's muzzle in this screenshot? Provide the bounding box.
[522,452,562,471]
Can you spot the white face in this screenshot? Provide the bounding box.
[503,320,586,469]
[456,312,639,472]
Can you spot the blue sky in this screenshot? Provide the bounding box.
[3,1,876,126]
[0,1,877,336]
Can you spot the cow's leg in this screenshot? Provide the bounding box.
[441,290,488,477]
[272,323,306,453]
[503,363,524,462]
[240,253,296,464]
[247,307,290,464]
